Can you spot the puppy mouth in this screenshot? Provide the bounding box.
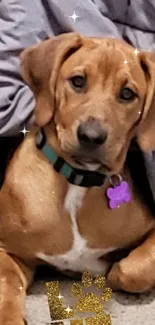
[71,156,111,173]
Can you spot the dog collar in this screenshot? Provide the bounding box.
[35,128,106,187]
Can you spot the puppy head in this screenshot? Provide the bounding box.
[20,34,155,174]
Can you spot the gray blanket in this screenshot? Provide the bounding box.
[1,0,155,199]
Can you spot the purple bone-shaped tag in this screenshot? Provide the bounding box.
[106,180,131,209]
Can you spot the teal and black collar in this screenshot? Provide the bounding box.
[35,128,106,188]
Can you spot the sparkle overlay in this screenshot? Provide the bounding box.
[123,48,140,66]
[46,271,112,325]
[134,49,139,56]
[20,126,30,136]
[69,11,80,22]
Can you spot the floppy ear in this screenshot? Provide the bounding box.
[137,52,155,152]
[20,33,83,126]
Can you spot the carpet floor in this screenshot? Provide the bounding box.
[25,267,155,325]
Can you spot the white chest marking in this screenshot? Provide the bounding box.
[37,185,116,275]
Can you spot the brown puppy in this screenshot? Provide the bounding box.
[0,33,155,324]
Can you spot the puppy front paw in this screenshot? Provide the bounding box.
[107,260,152,293]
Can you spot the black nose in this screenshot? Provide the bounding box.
[77,117,107,148]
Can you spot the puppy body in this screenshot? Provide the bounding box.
[1,34,155,324]
[0,127,153,271]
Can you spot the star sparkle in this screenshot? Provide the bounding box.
[69,11,80,22]
[20,126,30,136]
[134,49,139,56]
[66,306,72,313]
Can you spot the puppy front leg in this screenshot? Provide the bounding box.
[107,230,155,293]
[0,251,34,325]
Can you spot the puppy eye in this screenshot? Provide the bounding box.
[70,75,86,91]
[119,87,136,101]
